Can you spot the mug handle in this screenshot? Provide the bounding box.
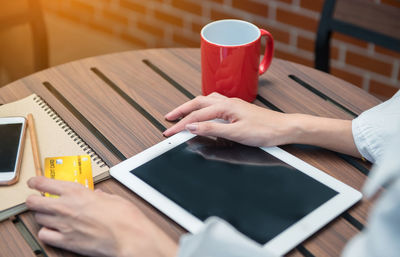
[259,29,274,75]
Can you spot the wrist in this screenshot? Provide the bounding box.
[151,228,178,257]
[155,237,178,257]
[286,114,360,157]
[284,113,335,146]
[116,222,178,257]
[283,113,314,145]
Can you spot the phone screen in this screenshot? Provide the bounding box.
[0,124,23,172]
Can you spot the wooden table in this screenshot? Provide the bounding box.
[0,48,381,257]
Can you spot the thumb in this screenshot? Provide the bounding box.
[185,121,234,139]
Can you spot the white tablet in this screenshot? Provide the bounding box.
[110,131,361,256]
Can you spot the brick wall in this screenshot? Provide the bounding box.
[41,0,400,99]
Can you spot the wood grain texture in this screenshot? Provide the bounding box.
[86,54,190,129]
[302,217,359,257]
[35,62,164,158]
[286,250,306,257]
[0,48,382,257]
[0,219,36,257]
[284,60,381,113]
[0,80,120,167]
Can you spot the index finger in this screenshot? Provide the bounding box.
[163,104,224,137]
[164,94,224,121]
[27,176,81,195]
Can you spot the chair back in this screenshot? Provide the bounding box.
[315,0,400,72]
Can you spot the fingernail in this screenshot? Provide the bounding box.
[165,112,172,119]
[186,123,198,132]
[27,177,34,188]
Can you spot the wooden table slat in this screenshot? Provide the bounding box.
[303,217,359,257]
[277,60,382,114]
[86,55,190,129]
[286,249,307,257]
[40,64,164,158]
[0,81,122,167]
[0,219,36,257]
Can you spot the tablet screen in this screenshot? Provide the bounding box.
[131,136,338,244]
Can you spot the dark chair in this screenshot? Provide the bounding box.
[315,0,400,73]
[0,0,48,71]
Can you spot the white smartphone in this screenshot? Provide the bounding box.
[0,117,27,185]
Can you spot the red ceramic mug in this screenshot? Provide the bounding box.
[201,20,274,102]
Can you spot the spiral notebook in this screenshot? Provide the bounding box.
[0,94,109,221]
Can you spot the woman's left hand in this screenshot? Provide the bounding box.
[26,176,178,257]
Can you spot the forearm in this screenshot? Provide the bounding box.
[287,114,361,158]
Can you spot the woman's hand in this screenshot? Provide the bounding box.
[163,92,297,147]
[26,176,177,257]
[163,92,361,157]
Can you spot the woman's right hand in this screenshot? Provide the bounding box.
[163,92,360,158]
[163,92,298,147]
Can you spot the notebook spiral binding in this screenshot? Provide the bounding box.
[33,95,108,168]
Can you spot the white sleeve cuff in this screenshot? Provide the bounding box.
[177,217,277,257]
[352,116,378,163]
[351,90,400,163]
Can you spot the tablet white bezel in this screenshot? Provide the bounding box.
[110,131,362,256]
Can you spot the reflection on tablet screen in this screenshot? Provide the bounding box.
[131,136,338,244]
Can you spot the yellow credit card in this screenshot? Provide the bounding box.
[44,155,94,197]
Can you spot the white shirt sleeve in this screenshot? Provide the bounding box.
[342,120,400,257]
[177,217,277,257]
[352,90,400,163]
